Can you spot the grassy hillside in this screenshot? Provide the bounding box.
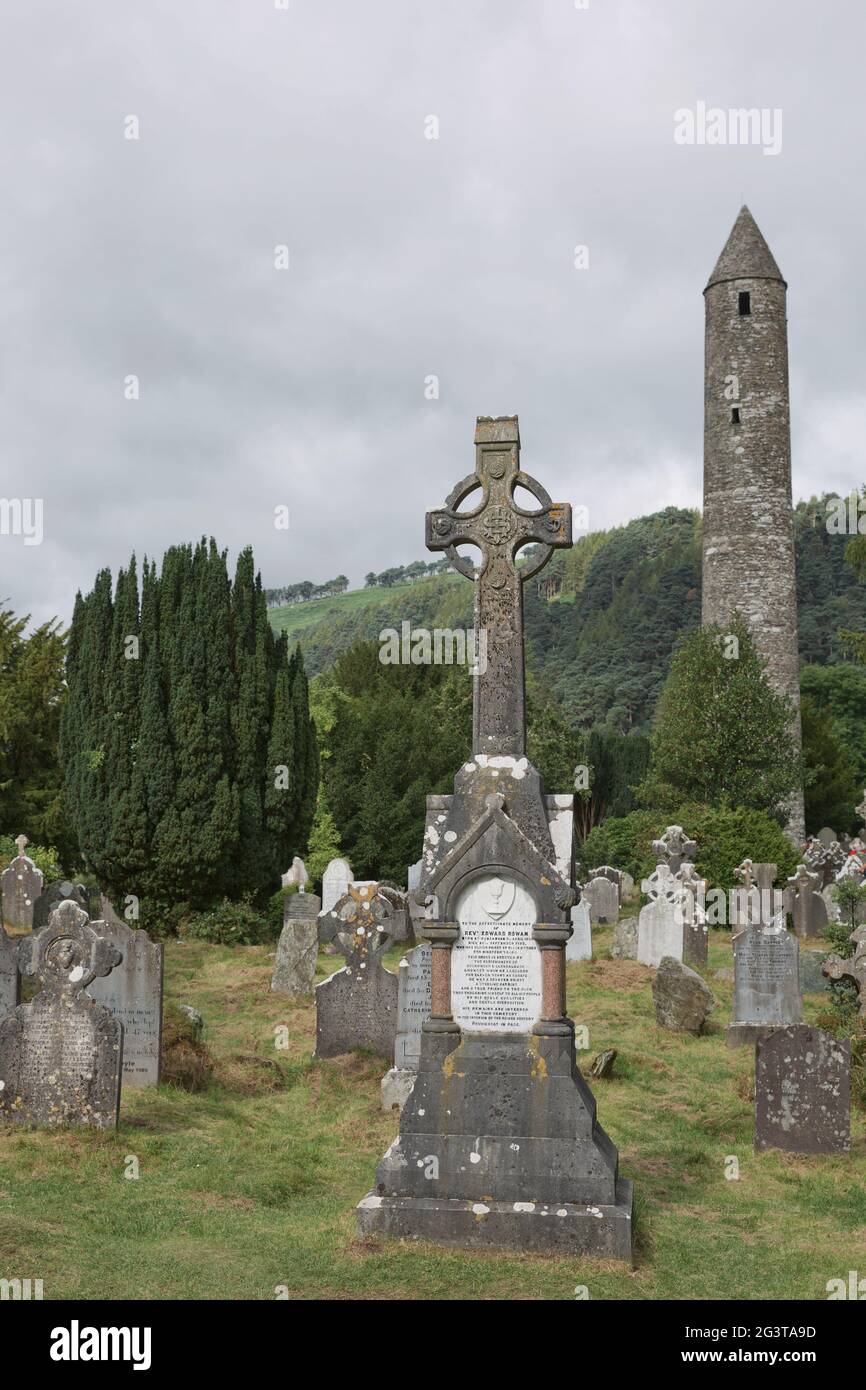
[269,496,866,733]
[1,926,862,1300]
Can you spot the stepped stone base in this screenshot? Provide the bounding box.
[726,1022,780,1048]
[357,1180,634,1259]
[358,1027,634,1263]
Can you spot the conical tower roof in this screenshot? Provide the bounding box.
[705,205,786,290]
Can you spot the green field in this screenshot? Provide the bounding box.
[1,926,863,1301]
[268,586,395,643]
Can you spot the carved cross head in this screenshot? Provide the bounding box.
[18,900,122,999]
[14,834,28,858]
[318,883,407,972]
[652,825,697,867]
[425,417,571,591]
[788,863,820,895]
[735,858,755,890]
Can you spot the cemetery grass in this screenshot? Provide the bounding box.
[1,932,864,1300]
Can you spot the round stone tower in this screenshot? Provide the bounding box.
[702,205,804,840]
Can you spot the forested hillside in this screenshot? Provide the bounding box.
[269,495,866,736]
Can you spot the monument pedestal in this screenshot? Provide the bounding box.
[726,1022,778,1048]
[358,1029,633,1262]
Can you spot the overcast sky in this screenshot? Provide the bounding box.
[2,0,864,629]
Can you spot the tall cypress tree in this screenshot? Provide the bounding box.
[62,539,318,917]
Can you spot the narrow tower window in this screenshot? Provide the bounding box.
[738,291,751,315]
[731,407,740,424]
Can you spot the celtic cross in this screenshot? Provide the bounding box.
[14,835,28,858]
[425,417,571,755]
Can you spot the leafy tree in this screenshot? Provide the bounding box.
[305,786,343,888]
[637,617,801,821]
[801,696,859,835]
[0,605,74,859]
[322,640,472,880]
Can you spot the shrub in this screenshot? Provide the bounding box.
[0,836,64,884]
[579,803,798,894]
[179,898,276,946]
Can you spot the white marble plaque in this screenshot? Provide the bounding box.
[451,876,541,1032]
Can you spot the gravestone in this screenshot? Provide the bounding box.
[637,865,683,967]
[407,859,423,892]
[651,825,697,874]
[581,875,617,925]
[588,866,622,905]
[272,916,319,996]
[652,956,715,1033]
[87,904,163,1087]
[566,898,592,962]
[727,919,802,1047]
[752,863,777,894]
[281,856,307,889]
[381,942,432,1111]
[799,950,830,994]
[821,884,842,924]
[786,865,828,940]
[0,901,123,1129]
[620,871,635,901]
[823,926,866,1016]
[321,858,353,916]
[836,853,864,884]
[816,827,837,850]
[755,1025,850,1154]
[610,916,638,959]
[358,416,633,1260]
[284,890,321,925]
[0,835,44,932]
[0,927,19,1018]
[676,864,708,966]
[315,883,406,1059]
[33,879,89,932]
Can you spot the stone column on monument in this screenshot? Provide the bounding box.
[358,416,633,1261]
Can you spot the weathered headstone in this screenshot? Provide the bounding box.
[821,884,842,924]
[566,898,592,962]
[0,901,123,1129]
[32,879,89,932]
[284,889,321,925]
[0,835,43,932]
[823,926,866,1016]
[315,883,406,1059]
[651,825,697,874]
[620,871,635,901]
[581,874,617,924]
[321,857,353,916]
[637,865,683,967]
[381,942,432,1110]
[652,956,715,1033]
[799,950,831,994]
[752,863,778,894]
[281,856,307,889]
[272,916,319,996]
[816,827,837,850]
[786,864,828,940]
[677,864,709,966]
[836,852,864,884]
[0,927,19,1018]
[358,416,632,1259]
[755,1025,850,1154]
[610,916,638,960]
[88,904,163,1088]
[727,919,803,1047]
[407,859,423,892]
